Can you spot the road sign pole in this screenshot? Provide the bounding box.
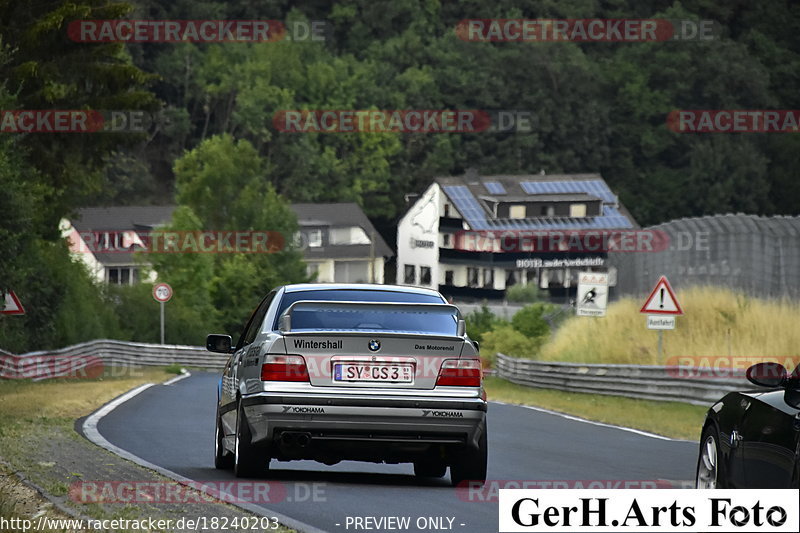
[160,301,165,345]
[153,282,173,344]
[657,330,663,362]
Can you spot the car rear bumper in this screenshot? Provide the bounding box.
[240,391,487,451]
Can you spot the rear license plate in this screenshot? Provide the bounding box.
[333,363,413,383]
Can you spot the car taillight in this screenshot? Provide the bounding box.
[261,355,310,382]
[436,358,482,387]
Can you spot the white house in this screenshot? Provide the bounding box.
[60,205,175,285]
[290,203,392,283]
[61,203,392,285]
[397,171,637,300]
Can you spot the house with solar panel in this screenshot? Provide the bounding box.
[396,171,638,300]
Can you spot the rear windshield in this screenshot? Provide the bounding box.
[275,289,456,335]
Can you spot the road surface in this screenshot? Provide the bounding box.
[93,372,699,533]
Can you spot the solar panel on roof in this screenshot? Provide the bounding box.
[484,181,506,195]
[442,184,632,231]
[521,180,616,202]
[442,185,490,229]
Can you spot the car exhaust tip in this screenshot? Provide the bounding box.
[278,431,312,448]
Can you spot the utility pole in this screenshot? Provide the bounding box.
[369,229,376,283]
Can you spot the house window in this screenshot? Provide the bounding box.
[570,203,587,217]
[509,205,526,219]
[505,270,517,287]
[541,205,555,216]
[442,234,452,247]
[420,266,432,285]
[306,262,320,280]
[467,267,480,287]
[404,264,416,285]
[443,203,451,217]
[334,261,369,283]
[107,267,136,285]
[483,268,494,289]
[307,229,322,247]
[445,270,454,285]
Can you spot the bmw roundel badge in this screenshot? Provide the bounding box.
[368,339,381,352]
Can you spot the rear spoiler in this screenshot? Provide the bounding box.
[278,300,465,336]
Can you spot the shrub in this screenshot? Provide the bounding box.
[165,363,184,375]
[464,305,508,343]
[511,303,551,339]
[505,284,543,303]
[481,325,544,364]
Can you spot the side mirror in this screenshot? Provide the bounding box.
[206,334,233,354]
[785,363,800,408]
[457,319,466,337]
[746,362,787,388]
[278,314,291,332]
[784,389,800,410]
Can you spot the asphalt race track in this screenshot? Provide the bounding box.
[93,372,699,533]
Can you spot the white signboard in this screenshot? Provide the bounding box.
[576,271,609,317]
[647,315,676,330]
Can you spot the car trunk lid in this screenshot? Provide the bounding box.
[278,301,466,389]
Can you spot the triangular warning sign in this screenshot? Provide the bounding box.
[1,291,25,315]
[640,276,683,315]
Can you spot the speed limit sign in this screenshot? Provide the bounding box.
[153,283,173,303]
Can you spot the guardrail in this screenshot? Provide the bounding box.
[1,341,756,405]
[495,353,752,406]
[0,339,226,380]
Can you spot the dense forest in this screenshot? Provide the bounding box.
[1,0,798,350]
[114,0,799,224]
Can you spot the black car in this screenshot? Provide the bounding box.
[696,362,800,488]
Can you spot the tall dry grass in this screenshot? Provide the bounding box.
[537,286,800,366]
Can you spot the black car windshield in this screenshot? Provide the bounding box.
[275,290,456,335]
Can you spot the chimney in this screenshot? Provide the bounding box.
[464,167,480,181]
[404,193,420,205]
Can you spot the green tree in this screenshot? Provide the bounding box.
[0,0,159,232]
[164,135,308,334]
[0,79,126,351]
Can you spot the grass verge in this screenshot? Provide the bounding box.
[0,366,294,533]
[0,366,172,531]
[534,286,800,365]
[484,376,708,441]
[0,367,172,424]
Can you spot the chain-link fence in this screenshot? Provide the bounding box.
[610,214,800,298]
